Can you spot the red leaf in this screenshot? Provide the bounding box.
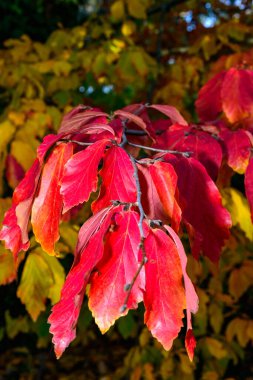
[154,126,223,180]
[5,154,25,189]
[165,226,198,360]
[195,71,226,122]
[221,68,253,124]
[149,161,181,232]
[137,160,167,222]
[121,104,158,140]
[76,123,115,137]
[31,144,73,255]
[49,207,114,358]
[59,109,108,135]
[61,139,110,213]
[185,329,196,362]
[245,157,253,222]
[0,159,41,262]
[165,155,231,261]
[220,129,252,173]
[0,206,29,264]
[114,109,149,134]
[37,134,63,163]
[196,68,253,125]
[92,146,137,213]
[144,227,185,350]
[88,210,145,332]
[149,104,188,126]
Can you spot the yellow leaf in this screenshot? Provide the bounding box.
[143,363,155,380]
[223,188,253,241]
[201,35,218,61]
[131,51,149,76]
[5,310,29,339]
[127,0,149,19]
[33,42,50,60]
[0,197,12,228]
[226,318,249,347]
[21,98,46,113]
[0,120,16,151]
[11,140,37,171]
[41,250,65,304]
[178,353,194,374]
[53,61,72,76]
[122,20,136,36]
[59,223,78,252]
[110,0,125,22]
[205,337,228,359]
[209,303,223,334]
[202,372,219,380]
[17,248,65,321]
[33,60,54,74]
[93,52,109,76]
[247,320,253,340]
[229,260,253,299]
[0,244,16,285]
[8,111,25,126]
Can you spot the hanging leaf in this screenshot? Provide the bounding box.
[32,143,73,255]
[61,139,110,213]
[17,247,65,321]
[89,210,145,332]
[92,146,137,212]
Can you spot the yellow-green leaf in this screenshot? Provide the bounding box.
[223,188,253,241]
[205,337,228,359]
[17,248,65,321]
[0,244,16,285]
[110,0,125,22]
[228,260,253,299]
[11,140,37,171]
[127,0,149,19]
[5,310,29,339]
[226,318,250,347]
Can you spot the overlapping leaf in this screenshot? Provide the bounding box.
[0,100,238,363]
[154,125,223,180]
[92,146,137,212]
[164,155,231,261]
[0,159,41,261]
[32,143,73,255]
[149,161,181,232]
[49,207,116,358]
[245,157,253,222]
[144,227,186,351]
[220,129,252,173]
[89,210,145,332]
[196,68,253,126]
[61,139,110,213]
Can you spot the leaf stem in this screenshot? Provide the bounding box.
[120,156,147,313]
[128,141,191,157]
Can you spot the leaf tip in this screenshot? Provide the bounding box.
[185,329,196,362]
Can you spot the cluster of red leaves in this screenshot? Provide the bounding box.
[1,67,253,361]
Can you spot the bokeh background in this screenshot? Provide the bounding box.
[0,1,253,379]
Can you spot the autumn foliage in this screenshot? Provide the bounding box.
[2,61,253,360]
[1,2,253,378]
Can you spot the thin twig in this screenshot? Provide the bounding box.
[128,141,191,157]
[120,156,147,313]
[60,139,93,146]
[125,129,165,136]
[130,156,145,238]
